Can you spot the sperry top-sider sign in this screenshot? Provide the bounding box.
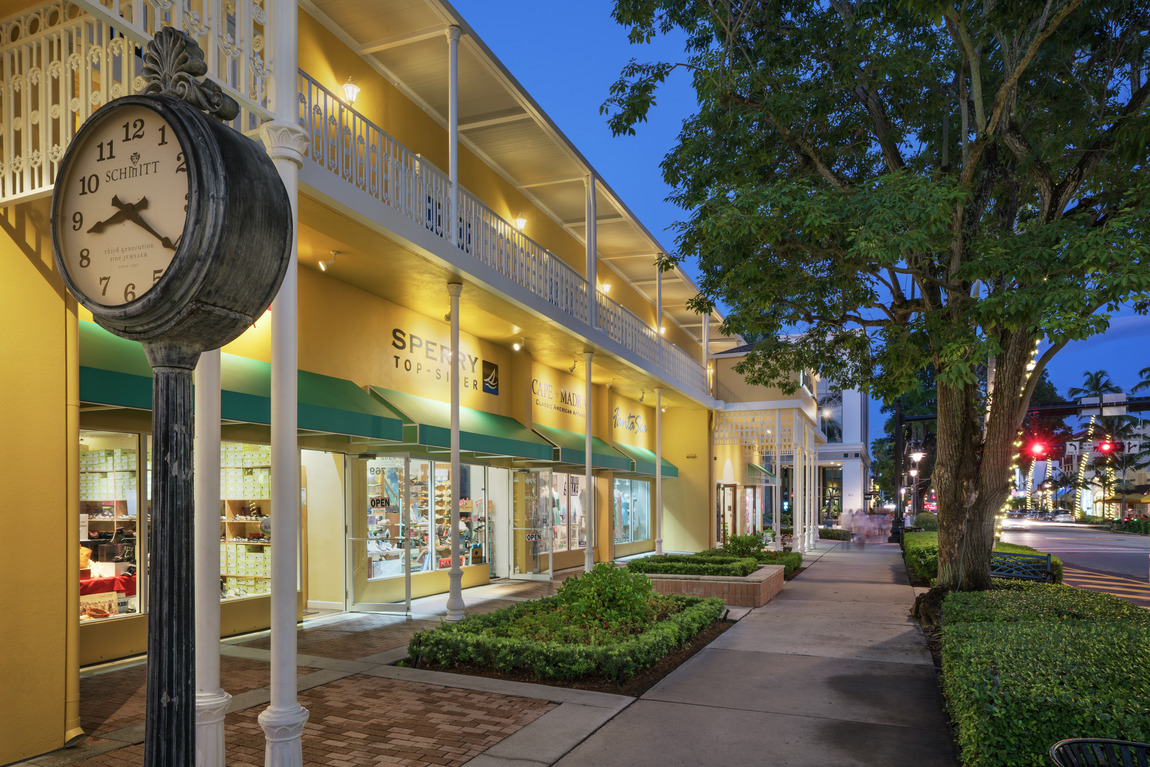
[390,327,495,394]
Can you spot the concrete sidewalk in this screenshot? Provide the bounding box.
[17,542,957,767]
[531,541,959,767]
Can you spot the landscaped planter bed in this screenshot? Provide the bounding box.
[641,564,785,607]
[407,564,726,684]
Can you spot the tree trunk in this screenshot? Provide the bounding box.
[934,330,1033,590]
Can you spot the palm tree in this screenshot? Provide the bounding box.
[1069,371,1123,517]
[1133,366,1150,395]
[1092,415,1142,520]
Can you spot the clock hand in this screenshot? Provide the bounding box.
[113,196,177,250]
[86,195,132,234]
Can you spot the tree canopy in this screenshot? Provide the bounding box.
[604,0,1150,588]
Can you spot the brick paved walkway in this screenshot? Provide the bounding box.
[19,578,569,766]
[68,675,554,766]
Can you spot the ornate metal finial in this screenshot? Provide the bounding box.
[143,27,240,121]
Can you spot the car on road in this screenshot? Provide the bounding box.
[1001,511,1031,531]
[1051,512,1076,523]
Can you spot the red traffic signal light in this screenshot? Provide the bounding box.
[1028,442,1048,458]
[1098,440,1115,454]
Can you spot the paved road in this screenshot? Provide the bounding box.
[1002,521,1150,580]
[1002,521,1150,607]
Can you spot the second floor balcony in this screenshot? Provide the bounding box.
[0,0,724,403]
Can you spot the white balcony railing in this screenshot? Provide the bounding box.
[297,71,709,397]
[0,0,274,204]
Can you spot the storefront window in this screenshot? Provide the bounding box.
[818,390,844,443]
[544,472,587,552]
[613,478,651,545]
[550,473,569,552]
[366,455,409,580]
[219,442,272,599]
[80,430,143,621]
[364,456,499,580]
[460,464,492,568]
[820,466,843,521]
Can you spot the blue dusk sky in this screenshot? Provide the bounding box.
[449,0,1150,444]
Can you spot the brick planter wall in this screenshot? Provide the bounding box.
[644,564,785,608]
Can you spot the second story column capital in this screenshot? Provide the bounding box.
[259,122,309,169]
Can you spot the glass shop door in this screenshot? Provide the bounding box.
[347,454,412,615]
[510,469,553,581]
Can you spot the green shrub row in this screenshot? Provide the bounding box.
[754,549,803,576]
[1115,518,1150,535]
[914,513,939,531]
[942,580,1150,626]
[902,532,1063,584]
[626,554,759,577]
[408,593,724,681]
[941,584,1150,766]
[700,547,803,576]
[818,528,853,540]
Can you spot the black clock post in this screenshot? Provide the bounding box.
[50,28,293,765]
[143,341,200,757]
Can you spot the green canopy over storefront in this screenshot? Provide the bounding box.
[532,423,632,471]
[368,386,553,461]
[612,441,678,478]
[747,462,777,483]
[79,321,404,441]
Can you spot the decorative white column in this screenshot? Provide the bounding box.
[809,435,819,550]
[586,176,597,329]
[794,444,804,553]
[195,350,230,767]
[446,26,460,247]
[656,266,663,367]
[445,282,465,621]
[584,351,594,573]
[701,313,710,396]
[655,387,663,555]
[258,1,310,755]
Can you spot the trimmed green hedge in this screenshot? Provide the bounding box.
[819,528,853,540]
[626,554,759,577]
[941,584,1150,766]
[1115,519,1150,535]
[408,593,724,681]
[902,531,1063,584]
[700,547,804,576]
[755,550,803,576]
[943,580,1149,625]
[915,513,939,531]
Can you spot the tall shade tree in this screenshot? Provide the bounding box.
[603,0,1150,589]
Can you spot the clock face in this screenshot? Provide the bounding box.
[55,103,189,308]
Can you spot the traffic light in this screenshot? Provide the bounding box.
[1028,441,1048,459]
[1098,439,1115,455]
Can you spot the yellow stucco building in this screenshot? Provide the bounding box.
[0,0,855,761]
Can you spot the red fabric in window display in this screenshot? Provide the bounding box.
[80,574,137,597]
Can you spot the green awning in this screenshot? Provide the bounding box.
[79,321,404,441]
[368,387,553,461]
[532,424,632,472]
[79,320,154,410]
[613,442,678,478]
[747,462,776,482]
